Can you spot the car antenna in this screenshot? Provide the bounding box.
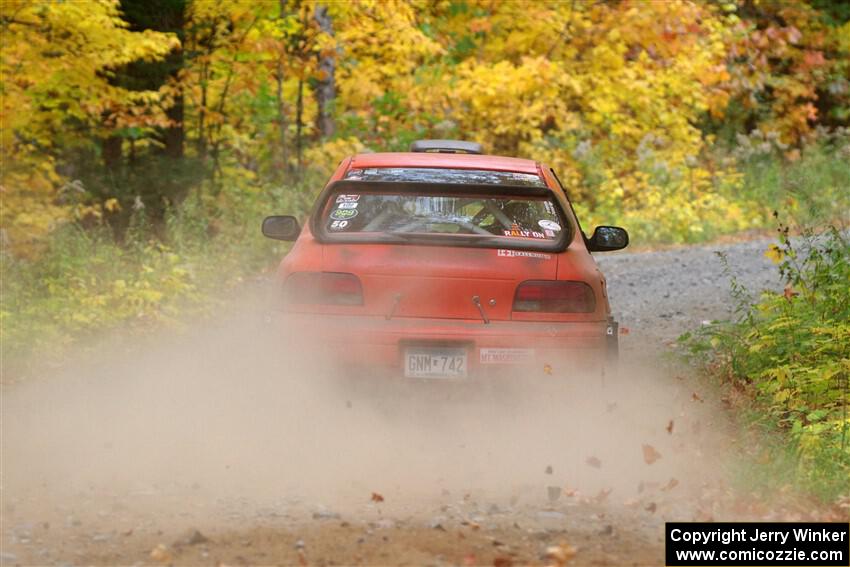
[471,295,490,324]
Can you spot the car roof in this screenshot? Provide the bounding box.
[348,152,541,175]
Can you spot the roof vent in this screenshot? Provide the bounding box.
[409,139,483,155]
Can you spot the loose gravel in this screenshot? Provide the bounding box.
[597,237,782,347]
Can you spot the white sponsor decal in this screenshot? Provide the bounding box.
[480,348,535,364]
[336,194,360,203]
[538,219,561,231]
[330,208,358,220]
[337,201,358,209]
[497,249,551,260]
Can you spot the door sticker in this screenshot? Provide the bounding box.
[336,194,360,203]
[538,219,561,231]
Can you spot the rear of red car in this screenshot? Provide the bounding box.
[265,149,621,380]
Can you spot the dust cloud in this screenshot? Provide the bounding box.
[2,283,733,550]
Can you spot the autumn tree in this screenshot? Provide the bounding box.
[0,0,177,254]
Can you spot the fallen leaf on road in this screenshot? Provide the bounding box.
[371,492,384,503]
[493,556,513,567]
[666,420,674,434]
[149,544,171,564]
[593,488,612,503]
[645,502,657,513]
[662,478,680,492]
[691,392,704,403]
[642,444,662,464]
[586,456,602,468]
[546,543,577,566]
[563,487,578,497]
[543,364,553,375]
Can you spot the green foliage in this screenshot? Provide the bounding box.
[576,135,850,244]
[681,223,850,501]
[0,174,313,377]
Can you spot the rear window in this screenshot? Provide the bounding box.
[321,191,566,246]
[345,168,545,187]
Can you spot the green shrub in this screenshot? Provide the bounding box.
[681,221,850,501]
[0,175,315,378]
[578,136,850,245]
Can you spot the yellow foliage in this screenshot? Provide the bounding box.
[304,137,369,176]
[1,0,177,255]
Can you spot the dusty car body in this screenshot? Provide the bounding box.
[263,140,627,379]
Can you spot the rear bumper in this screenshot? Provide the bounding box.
[271,312,615,375]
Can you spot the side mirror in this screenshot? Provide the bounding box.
[587,225,628,252]
[262,215,301,241]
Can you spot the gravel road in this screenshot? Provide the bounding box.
[597,237,781,348]
[2,237,810,567]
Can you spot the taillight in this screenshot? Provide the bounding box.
[285,272,363,305]
[513,280,596,313]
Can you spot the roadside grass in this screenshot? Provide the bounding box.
[680,222,850,503]
[735,139,850,229]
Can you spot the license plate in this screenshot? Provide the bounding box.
[404,347,467,379]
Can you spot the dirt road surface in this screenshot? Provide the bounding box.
[1,238,834,566]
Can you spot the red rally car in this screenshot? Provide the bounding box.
[262,140,628,380]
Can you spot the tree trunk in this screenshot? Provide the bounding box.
[103,135,123,170]
[276,0,288,177]
[197,61,208,159]
[163,78,184,160]
[313,4,335,139]
[296,76,304,175]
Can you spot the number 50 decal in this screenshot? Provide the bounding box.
[330,220,349,230]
